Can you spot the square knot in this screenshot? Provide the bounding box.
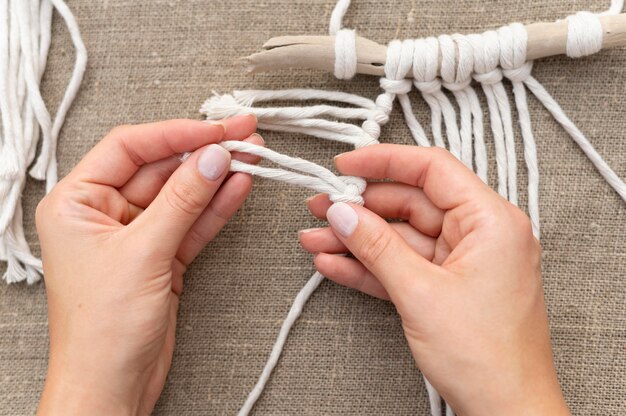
[330,176,367,205]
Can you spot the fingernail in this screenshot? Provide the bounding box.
[250,133,264,144]
[198,144,230,181]
[206,120,226,129]
[299,228,322,236]
[326,202,358,238]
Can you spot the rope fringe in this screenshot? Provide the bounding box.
[0,0,86,283]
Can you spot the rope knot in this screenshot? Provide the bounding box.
[413,79,442,94]
[502,62,533,82]
[441,78,471,92]
[473,68,503,85]
[380,77,413,95]
[360,119,382,142]
[374,93,394,115]
[354,134,379,148]
[330,176,367,205]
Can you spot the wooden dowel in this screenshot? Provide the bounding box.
[238,13,626,77]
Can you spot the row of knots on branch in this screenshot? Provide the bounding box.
[379,23,532,92]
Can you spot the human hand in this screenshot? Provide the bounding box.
[300,145,569,416]
[36,115,260,415]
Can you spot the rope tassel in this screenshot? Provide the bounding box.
[0,0,86,283]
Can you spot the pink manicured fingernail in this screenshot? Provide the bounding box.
[249,133,264,144]
[326,202,358,237]
[299,228,323,235]
[198,144,230,181]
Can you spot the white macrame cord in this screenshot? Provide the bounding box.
[0,0,87,283]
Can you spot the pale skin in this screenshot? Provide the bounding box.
[36,116,569,415]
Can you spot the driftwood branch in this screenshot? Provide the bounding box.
[238,13,626,77]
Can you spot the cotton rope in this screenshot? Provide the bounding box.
[0,0,86,283]
[200,1,626,415]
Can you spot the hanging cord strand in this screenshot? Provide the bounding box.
[224,140,367,416]
[238,271,325,416]
[498,23,541,237]
[524,7,626,203]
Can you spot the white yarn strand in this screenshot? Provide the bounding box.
[498,23,541,237]
[329,0,350,35]
[468,32,510,199]
[238,272,325,416]
[220,141,367,204]
[523,75,626,202]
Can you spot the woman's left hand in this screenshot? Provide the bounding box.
[37,115,259,416]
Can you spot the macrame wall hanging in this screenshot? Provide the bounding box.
[1,1,626,415]
[201,1,626,415]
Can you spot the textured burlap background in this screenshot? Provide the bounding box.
[1,1,625,414]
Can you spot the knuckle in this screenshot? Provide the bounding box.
[108,124,132,138]
[188,227,211,248]
[509,206,534,239]
[34,197,49,230]
[429,146,454,161]
[164,180,206,216]
[357,229,392,268]
[35,188,72,230]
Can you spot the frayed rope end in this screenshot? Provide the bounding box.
[200,92,253,120]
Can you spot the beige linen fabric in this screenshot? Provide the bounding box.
[1,1,625,414]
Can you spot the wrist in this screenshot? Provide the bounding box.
[38,352,144,416]
[460,377,570,416]
[38,373,138,416]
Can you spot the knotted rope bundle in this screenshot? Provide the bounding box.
[0,0,86,283]
[201,1,626,415]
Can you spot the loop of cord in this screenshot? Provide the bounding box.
[220,140,367,205]
[334,28,357,79]
[566,11,604,58]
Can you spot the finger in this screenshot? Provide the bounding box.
[314,253,390,300]
[221,114,258,140]
[131,144,231,257]
[175,171,253,266]
[119,133,263,209]
[300,223,436,261]
[71,119,226,187]
[324,202,441,300]
[334,144,497,210]
[307,182,445,237]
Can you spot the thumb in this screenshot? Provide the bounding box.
[133,144,231,257]
[326,202,437,298]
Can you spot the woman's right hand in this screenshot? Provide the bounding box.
[300,144,569,415]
